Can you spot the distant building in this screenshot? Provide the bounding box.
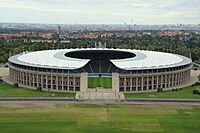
[57,25,61,34]
[60,40,71,44]
[29,39,57,43]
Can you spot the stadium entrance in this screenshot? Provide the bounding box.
[88,74,112,89]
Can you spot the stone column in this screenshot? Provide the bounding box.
[168,74,171,87]
[56,76,58,90]
[188,70,191,82]
[22,72,24,85]
[136,77,138,91]
[141,76,144,91]
[33,74,35,87]
[73,76,76,91]
[41,75,43,89]
[172,74,174,87]
[25,73,27,85]
[13,69,14,82]
[67,76,70,91]
[147,76,149,90]
[51,75,53,90]
[28,73,31,86]
[46,75,48,90]
[36,74,39,87]
[176,73,178,86]
[152,76,154,90]
[80,73,88,92]
[156,75,159,89]
[165,74,167,87]
[62,76,64,90]
[130,77,133,91]
[124,77,126,92]
[161,75,163,88]
[112,73,119,92]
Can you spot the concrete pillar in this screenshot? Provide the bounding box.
[28,73,31,86]
[182,72,184,84]
[172,74,174,87]
[168,74,171,87]
[36,74,39,87]
[165,74,167,88]
[12,68,16,83]
[161,75,163,88]
[41,75,43,89]
[22,72,24,85]
[62,76,64,90]
[141,76,144,91]
[46,75,48,90]
[51,75,53,90]
[56,76,58,90]
[156,76,159,89]
[130,77,133,91]
[67,76,70,91]
[26,73,28,86]
[124,77,126,92]
[73,76,76,91]
[112,73,119,92]
[25,73,27,85]
[152,76,154,89]
[147,77,149,90]
[136,77,138,91]
[33,74,35,87]
[17,71,19,83]
[80,73,88,92]
[174,73,176,86]
[188,70,191,82]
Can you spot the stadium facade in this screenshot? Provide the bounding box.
[8,48,192,93]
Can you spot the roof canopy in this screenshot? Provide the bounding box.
[9,48,192,70]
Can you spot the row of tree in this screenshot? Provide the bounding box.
[0,32,200,64]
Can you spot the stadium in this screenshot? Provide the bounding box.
[8,48,192,93]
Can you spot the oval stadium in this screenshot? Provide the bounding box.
[8,48,193,93]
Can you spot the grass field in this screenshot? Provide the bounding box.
[0,103,199,133]
[88,77,112,89]
[125,85,200,99]
[0,82,75,97]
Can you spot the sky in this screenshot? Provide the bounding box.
[0,0,199,24]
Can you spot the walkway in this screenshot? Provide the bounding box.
[75,89,125,101]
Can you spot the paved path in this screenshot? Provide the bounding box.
[126,98,200,103]
[76,89,125,101]
[0,97,200,105]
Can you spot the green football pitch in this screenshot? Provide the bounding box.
[88,77,112,89]
[0,103,199,133]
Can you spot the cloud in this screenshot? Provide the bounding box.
[0,0,199,24]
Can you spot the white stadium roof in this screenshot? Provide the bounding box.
[9,48,192,70]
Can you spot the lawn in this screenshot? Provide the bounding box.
[125,85,200,99]
[88,77,112,89]
[0,103,199,133]
[0,82,75,97]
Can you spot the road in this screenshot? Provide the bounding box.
[0,97,199,104]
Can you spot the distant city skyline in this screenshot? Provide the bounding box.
[0,0,200,25]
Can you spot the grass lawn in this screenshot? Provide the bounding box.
[88,77,112,89]
[0,103,199,133]
[0,82,75,97]
[125,85,200,99]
